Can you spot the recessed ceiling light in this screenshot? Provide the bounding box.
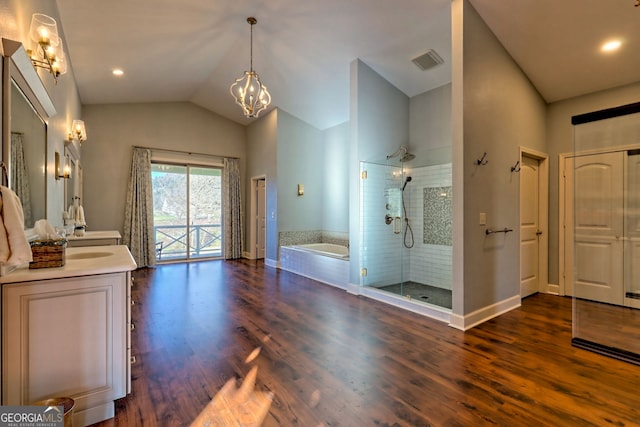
[112,68,124,76]
[601,40,622,53]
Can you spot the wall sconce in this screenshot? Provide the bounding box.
[55,152,70,180]
[27,13,67,83]
[68,120,87,143]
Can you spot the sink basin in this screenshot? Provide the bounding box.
[67,251,113,260]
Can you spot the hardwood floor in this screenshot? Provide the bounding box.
[91,259,640,426]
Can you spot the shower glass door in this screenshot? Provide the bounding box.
[360,160,407,294]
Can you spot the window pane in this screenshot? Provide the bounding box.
[189,167,222,259]
[152,164,188,260]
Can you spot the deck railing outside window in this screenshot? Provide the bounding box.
[154,224,222,260]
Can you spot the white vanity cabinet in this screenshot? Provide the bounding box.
[0,246,136,427]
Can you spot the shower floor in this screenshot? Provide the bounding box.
[377,281,452,309]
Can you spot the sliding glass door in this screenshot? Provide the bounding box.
[151,163,222,261]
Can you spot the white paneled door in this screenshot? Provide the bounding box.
[565,151,624,305]
[520,155,541,297]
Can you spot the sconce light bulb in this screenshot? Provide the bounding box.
[38,27,50,44]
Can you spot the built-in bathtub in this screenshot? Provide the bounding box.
[279,243,349,289]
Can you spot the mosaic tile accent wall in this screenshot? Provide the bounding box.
[423,186,452,246]
[278,230,349,251]
[279,230,322,247]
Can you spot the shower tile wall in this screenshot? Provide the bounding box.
[407,163,452,290]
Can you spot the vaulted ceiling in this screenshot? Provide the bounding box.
[56,0,640,130]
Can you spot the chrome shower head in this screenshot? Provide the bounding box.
[387,145,414,162]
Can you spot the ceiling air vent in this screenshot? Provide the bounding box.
[412,49,444,71]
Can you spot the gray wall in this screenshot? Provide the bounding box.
[276,110,324,232]
[349,59,410,285]
[1,0,83,227]
[246,109,278,262]
[546,80,640,285]
[82,102,246,235]
[410,83,452,166]
[460,0,547,313]
[322,121,349,233]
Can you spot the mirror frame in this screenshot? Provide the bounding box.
[1,38,56,213]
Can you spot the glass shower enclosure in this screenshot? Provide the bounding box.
[360,155,453,311]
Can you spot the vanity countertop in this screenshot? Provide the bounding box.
[66,230,122,241]
[0,245,137,284]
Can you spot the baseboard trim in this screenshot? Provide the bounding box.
[346,282,360,295]
[546,283,560,295]
[448,294,521,331]
[264,258,278,268]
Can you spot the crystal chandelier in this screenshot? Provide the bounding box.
[229,17,271,118]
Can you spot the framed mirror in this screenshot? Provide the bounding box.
[2,38,56,228]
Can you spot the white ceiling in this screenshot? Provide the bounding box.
[55,0,640,131]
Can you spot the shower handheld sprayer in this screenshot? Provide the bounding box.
[402,176,412,191]
[401,176,415,248]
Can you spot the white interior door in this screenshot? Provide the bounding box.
[520,155,540,297]
[256,179,266,259]
[566,151,624,305]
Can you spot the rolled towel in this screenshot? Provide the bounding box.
[77,205,86,225]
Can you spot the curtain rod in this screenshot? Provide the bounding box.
[132,145,239,160]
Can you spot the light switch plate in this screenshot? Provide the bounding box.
[479,212,487,226]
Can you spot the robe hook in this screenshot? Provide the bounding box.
[476,152,488,166]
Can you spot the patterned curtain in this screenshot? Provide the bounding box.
[223,158,244,259]
[10,133,32,228]
[123,148,155,267]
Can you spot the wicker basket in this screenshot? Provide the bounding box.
[30,239,67,269]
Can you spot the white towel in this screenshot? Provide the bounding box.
[0,186,33,266]
[77,205,86,225]
[67,204,76,222]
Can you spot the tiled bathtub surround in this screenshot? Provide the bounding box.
[280,245,349,289]
[279,230,323,247]
[278,230,348,249]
